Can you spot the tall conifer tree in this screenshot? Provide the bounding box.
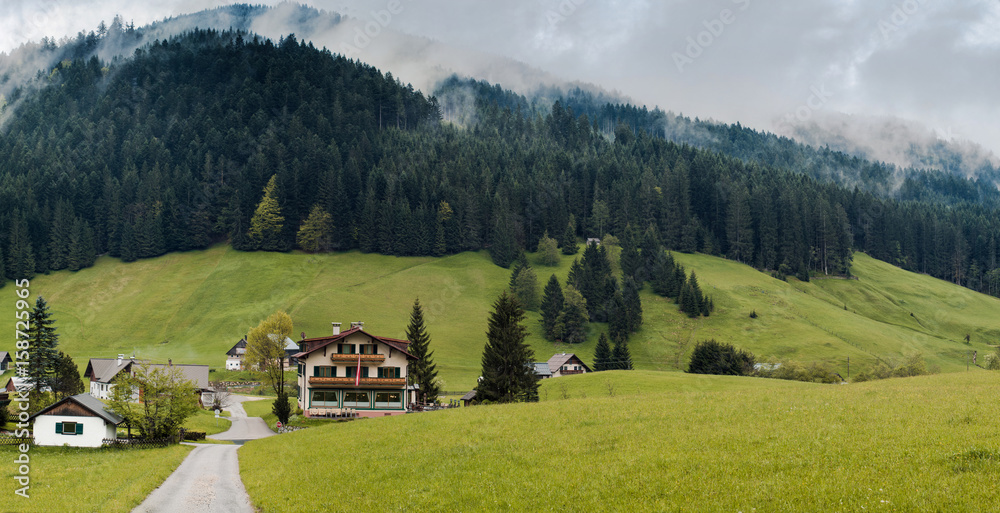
[406,298,439,404]
[476,291,538,403]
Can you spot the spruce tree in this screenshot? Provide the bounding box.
[593,332,612,371]
[476,291,538,403]
[561,219,578,255]
[405,298,440,404]
[248,175,285,251]
[7,211,35,279]
[52,351,84,399]
[540,275,564,341]
[0,243,6,287]
[556,286,589,344]
[623,276,643,333]
[611,334,633,370]
[25,296,60,394]
[608,289,629,343]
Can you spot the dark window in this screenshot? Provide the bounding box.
[314,366,336,378]
[377,367,401,378]
[343,391,371,408]
[375,391,402,408]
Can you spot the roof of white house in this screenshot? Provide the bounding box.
[28,393,124,425]
[533,362,552,377]
[547,353,593,373]
[0,351,10,364]
[85,358,210,389]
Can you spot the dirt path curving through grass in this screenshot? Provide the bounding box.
[132,395,274,513]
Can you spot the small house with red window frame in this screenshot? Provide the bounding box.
[293,322,418,418]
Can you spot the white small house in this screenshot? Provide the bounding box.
[28,393,124,448]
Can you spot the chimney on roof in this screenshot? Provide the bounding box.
[332,322,342,336]
[117,354,124,366]
[351,321,364,330]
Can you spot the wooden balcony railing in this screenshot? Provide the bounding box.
[308,376,405,387]
[329,353,385,363]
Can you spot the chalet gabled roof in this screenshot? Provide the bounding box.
[28,393,124,425]
[84,358,135,384]
[292,328,417,360]
[547,353,593,373]
[226,338,247,356]
[85,358,210,389]
[0,351,11,365]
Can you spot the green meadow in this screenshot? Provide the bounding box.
[0,445,192,512]
[240,370,1000,511]
[3,245,998,391]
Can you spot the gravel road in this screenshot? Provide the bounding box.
[132,395,274,513]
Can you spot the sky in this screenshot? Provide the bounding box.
[1,0,998,156]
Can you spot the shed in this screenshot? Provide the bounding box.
[28,393,124,448]
[461,390,477,407]
[0,351,11,371]
[532,362,553,379]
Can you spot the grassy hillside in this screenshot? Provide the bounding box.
[240,370,1000,511]
[3,245,998,391]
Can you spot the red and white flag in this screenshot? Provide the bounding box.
[355,353,361,386]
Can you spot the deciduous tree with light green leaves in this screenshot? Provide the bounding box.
[248,175,285,251]
[245,311,294,424]
[107,363,199,440]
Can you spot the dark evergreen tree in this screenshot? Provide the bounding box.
[7,211,35,279]
[51,351,85,399]
[556,286,589,344]
[566,258,584,290]
[623,276,643,333]
[405,298,440,404]
[490,208,519,268]
[476,291,538,403]
[611,334,633,370]
[620,224,643,284]
[540,274,564,341]
[687,339,754,376]
[273,390,291,425]
[561,219,579,255]
[608,290,629,342]
[24,296,60,394]
[593,332,612,371]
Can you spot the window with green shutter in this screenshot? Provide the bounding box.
[55,422,62,434]
[76,423,83,435]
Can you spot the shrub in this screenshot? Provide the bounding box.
[757,360,842,384]
[688,339,755,376]
[852,354,930,382]
[183,430,206,441]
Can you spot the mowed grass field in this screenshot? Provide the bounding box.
[0,445,192,512]
[3,244,998,391]
[240,370,1000,511]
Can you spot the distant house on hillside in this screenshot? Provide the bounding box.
[226,338,247,370]
[0,351,11,371]
[28,393,124,448]
[4,376,51,396]
[293,321,418,418]
[547,353,592,377]
[586,238,601,247]
[84,355,213,406]
[228,336,300,371]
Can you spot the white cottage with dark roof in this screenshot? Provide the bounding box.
[28,393,124,447]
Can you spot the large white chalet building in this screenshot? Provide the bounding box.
[293,322,418,418]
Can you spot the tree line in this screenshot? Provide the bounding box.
[0,29,998,301]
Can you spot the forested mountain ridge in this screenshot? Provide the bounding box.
[0,28,999,299]
[434,76,1000,208]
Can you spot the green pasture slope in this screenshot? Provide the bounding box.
[3,244,998,390]
[240,370,1000,511]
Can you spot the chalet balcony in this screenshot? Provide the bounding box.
[308,376,405,387]
[328,353,385,363]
